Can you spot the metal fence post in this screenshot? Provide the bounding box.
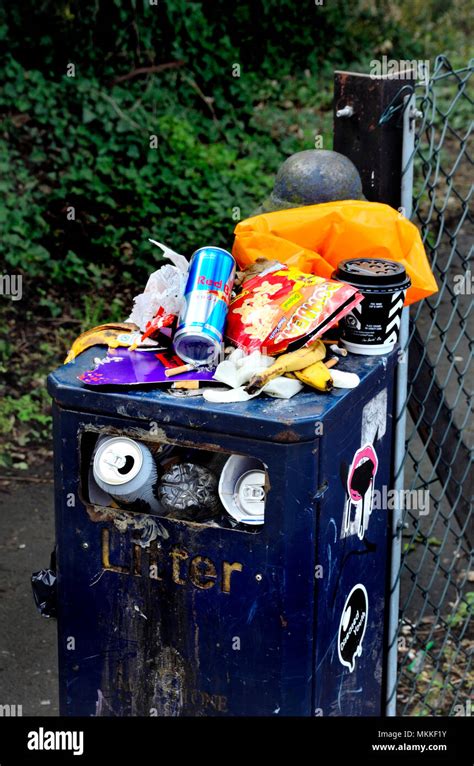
[335,57,473,718]
[386,93,418,716]
[390,57,473,717]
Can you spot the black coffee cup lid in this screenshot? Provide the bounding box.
[335,258,411,290]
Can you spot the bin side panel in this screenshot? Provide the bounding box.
[313,357,395,716]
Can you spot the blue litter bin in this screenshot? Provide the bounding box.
[47,347,397,716]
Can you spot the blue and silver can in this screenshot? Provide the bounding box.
[173,246,236,365]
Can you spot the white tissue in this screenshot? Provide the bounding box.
[214,351,273,388]
[148,239,189,274]
[203,386,258,403]
[331,370,360,388]
[262,376,303,398]
[126,240,189,332]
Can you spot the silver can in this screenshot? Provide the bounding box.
[92,436,162,513]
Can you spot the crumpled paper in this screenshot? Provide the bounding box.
[127,240,189,332]
[207,348,303,402]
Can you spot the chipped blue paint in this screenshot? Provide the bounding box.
[246,599,259,625]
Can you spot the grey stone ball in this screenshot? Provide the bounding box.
[255,150,365,214]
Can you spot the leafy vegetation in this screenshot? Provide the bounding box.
[0,1,469,467]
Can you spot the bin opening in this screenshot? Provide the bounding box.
[81,432,268,533]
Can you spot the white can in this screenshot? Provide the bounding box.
[218,455,267,525]
[92,436,162,513]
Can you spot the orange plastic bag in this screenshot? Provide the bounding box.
[233,200,437,305]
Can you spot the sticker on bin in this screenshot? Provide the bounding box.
[219,456,268,525]
[338,583,369,673]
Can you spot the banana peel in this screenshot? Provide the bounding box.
[64,323,139,364]
[294,360,333,392]
[245,339,326,394]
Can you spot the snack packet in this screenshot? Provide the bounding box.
[225,263,363,355]
[141,306,176,341]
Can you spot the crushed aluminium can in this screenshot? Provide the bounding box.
[173,246,236,365]
[157,462,220,520]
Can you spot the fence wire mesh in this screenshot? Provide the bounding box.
[394,56,473,716]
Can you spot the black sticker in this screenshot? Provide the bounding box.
[338,584,368,672]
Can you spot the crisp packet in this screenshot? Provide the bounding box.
[225,263,363,355]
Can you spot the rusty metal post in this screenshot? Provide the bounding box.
[333,70,415,209]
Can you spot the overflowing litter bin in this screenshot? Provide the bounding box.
[47,345,397,716]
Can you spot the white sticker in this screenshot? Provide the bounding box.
[341,444,378,539]
[361,389,387,445]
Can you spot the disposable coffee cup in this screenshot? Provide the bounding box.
[334,258,411,355]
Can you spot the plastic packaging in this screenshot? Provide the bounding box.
[226,263,362,355]
[31,551,57,618]
[79,348,216,386]
[232,200,437,305]
[127,240,189,332]
[158,463,220,520]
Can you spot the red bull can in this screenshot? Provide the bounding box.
[173,246,236,365]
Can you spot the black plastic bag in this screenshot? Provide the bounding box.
[31,549,57,619]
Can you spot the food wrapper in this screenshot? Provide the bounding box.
[225,263,363,355]
[233,200,438,306]
[141,306,176,341]
[78,348,216,386]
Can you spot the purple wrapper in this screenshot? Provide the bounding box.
[79,348,216,386]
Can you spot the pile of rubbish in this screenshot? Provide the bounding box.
[89,436,267,528]
[61,198,438,527]
[65,200,437,403]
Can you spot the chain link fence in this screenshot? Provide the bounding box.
[393,56,473,716]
